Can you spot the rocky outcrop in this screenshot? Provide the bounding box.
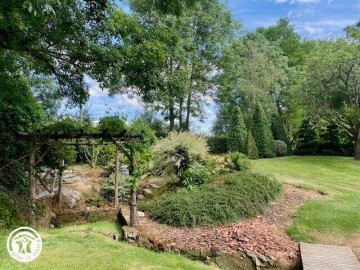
[62,188,84,209]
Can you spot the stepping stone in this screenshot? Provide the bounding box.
[300,242,360,270]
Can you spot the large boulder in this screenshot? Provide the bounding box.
[62,188,84,209]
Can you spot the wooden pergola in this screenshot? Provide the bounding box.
[17,129,141,227]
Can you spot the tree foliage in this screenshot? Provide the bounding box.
[252,103,276,158]
[301,38,360,159]
[227,106,247,153]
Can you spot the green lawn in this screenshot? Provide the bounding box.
[0,221,214,270]
[251,156,360,243]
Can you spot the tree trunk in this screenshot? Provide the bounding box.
[185,89,192,131]
[79,103,84,123]
[29,138,36,226]
[129,187,137,227]
[57,160,64,205]
[169,103,175,131]
[355,123,360,160]
[114,150,119,208]
[128,146,138,227]
[179,97,184,131]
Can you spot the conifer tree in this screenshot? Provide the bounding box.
[271,115,291,154]
[227,106,247,153]
[246,130,259,159]
[295,119,319,155]
[252,103,276,158]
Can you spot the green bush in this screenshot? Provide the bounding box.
[271,115,290,148]
[246,131,259,159]
[178,164,211,189]
[141,172,282,227]
[152,132,209,177]
[207,136,228,154]
[0,189,24,229]
[252,103,276,158]
[101,172,129,202]
[274,140,287,157]
[224,152,250,172]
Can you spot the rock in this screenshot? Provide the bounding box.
[137,211,145,218]
[137,194,145,200]
[62,188,83,209]
[143,189,152,196]
[150,183,161,189]
[63,176,83,183]
[122,226,139,242]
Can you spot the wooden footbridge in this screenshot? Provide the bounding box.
[301,243,360,270]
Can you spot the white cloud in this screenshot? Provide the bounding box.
[299,18,357,37]
[84,75,108,97]
[115,94,144,110]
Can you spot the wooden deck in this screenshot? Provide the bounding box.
[300,243,360,270]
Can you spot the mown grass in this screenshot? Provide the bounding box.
[0,221,215,270]
[251,156,360,242]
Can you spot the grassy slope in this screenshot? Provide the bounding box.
[0,221,214,270]
[251,156,360,242]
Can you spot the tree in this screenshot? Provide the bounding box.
[212,104,231,136]
[29,75,62,119]
[217,33,290,122]
[256,18,303,67]
[0,0,115,105]
[271,114,291,153]
[246,131,259,159]
[301,38,360,159]
[227,106,247,153]
[294,119,318,155]
[252,103,275,158]
[319,124,341,155]
[114,0,236,131]
[0,65,44,190]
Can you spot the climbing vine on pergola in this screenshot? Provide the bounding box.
[17,129,142,228]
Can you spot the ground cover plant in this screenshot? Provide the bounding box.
[141,171,282,227]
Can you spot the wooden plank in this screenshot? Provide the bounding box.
[301,242,360,270]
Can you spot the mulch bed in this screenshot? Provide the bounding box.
[137,185,325,266]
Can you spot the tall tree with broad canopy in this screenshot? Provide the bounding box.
[217,32,290,124]
[111,0,236,131]
[0,0,116,105]
[301,37,360,159]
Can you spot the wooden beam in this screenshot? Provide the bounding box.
[17,130,141,140]
[57,160,64,205]
[114,149,120,208]
[129,145,138,227]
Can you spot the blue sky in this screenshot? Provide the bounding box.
[60,0,360,133]
[230,0,360,39]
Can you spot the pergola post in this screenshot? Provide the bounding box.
[57,159,64,205]
[129,146,138,227]
[114,149,119,208]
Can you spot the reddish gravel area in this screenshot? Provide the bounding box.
[137,185,325,265]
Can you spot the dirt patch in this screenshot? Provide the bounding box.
[134,184,326,267]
